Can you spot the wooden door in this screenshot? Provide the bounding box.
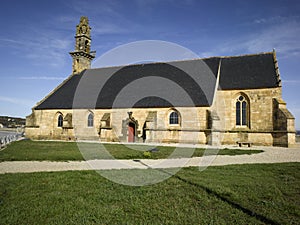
[128,123,135,142]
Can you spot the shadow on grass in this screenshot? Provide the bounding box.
[135,160,280,225]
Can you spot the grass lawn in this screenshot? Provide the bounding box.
[0,163,299,224]
[0,140,263,161]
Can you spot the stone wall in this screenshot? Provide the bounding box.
[26,107,208,143]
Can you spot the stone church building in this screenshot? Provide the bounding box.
[25,17,296,147]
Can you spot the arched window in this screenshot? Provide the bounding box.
[57,115,63,127]
[236,95,248,126]
[87,113,94,127]
[169,111,179,125]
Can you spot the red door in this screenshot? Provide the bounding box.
[128,123,135,142]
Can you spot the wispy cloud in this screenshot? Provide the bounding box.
[66,0,137,36]
[253,16,288,25]
[246,21,300,56]
[93,23,127,35]
[0,96,35,107]
[18,76,66,80]
[0,25,72,68]
[134,0,196,8]
[198,18,300,58]
[56,15,78,24]
[282,80,300,83]
[0,38,24,45]
[67,0,120,17]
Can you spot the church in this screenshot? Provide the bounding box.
[25,16,296,147]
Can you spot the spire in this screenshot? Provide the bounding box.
[69,16,96,74]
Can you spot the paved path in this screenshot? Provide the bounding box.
[0,144,299,174]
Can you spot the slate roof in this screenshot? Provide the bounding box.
[219,53,278,90]
[35,52,279,110]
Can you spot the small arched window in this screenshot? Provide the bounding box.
[87,113,94,127]
[57,115,63,127]
[236,95,248,126]
[169,111,179,125]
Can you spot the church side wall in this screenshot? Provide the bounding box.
[25,86,295,147]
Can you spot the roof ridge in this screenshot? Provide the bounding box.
[219,51,273,59]
[88,51,274,70]
[90,57,220,70]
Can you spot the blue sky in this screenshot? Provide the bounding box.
[0,0,299,129]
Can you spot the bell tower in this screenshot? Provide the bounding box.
[69,16,96,74]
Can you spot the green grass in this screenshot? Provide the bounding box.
[0,140,263,161]
[0,163,299,224]
[0,140,82,161]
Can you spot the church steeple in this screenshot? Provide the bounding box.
[69,16,95,74]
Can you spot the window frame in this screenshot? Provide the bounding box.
[57,114,63,128]
[169,111,179,125]
[87,113,94,127]
[235,95,249,127]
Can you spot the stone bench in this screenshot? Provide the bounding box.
[237,141,252,147]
